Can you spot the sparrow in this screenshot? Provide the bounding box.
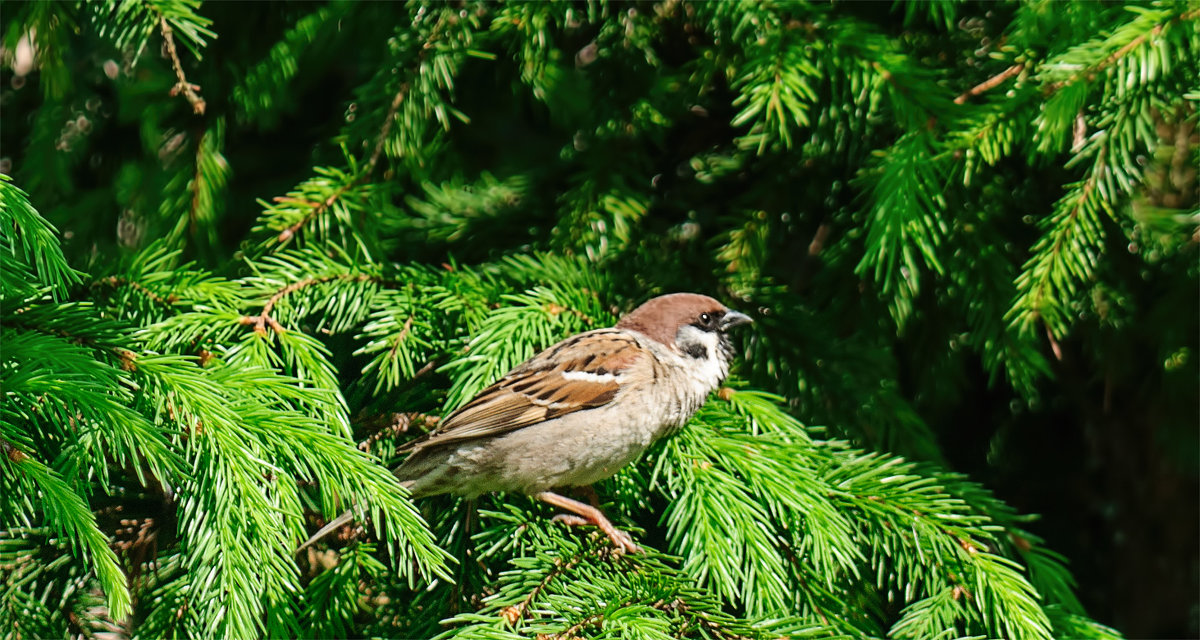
[300,293,753,554]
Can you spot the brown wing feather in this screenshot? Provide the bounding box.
[405,329,644,452]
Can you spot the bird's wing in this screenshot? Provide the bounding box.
[406,329,649,451]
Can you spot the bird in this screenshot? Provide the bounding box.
[299,292,753,554]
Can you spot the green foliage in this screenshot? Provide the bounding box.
[4,0,1196,638]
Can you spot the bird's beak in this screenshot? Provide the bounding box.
[720,310,753,330]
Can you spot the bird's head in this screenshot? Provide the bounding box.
[616,293,753,365]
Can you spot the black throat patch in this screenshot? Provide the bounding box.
[682,342,708,359]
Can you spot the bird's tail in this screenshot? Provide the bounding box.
[296,508,356,553]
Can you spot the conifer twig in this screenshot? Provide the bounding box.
[499,541,596,624]
[1042,8,1200,95]
[242,273,375,334]
[279,10,452,245]
[92,276,176,308]
[357,412,440,452]
[955,64,1024,104]
[366,84,410,175]
[276,183,357,243]
[159,16,206,115]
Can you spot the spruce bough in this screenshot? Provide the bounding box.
[5,1,1195,637]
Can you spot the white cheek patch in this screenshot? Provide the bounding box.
[675,325,719,358]
[673,325,729,389]
[561,370,618,383]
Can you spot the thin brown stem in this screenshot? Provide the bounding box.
[551,613,605,639]
[273,10,459,245]
[955,63,1024,104]
[241,273,373,334]
[500,546,589,625]
[366,85,409,175]
[275,182,357,244]
[1043,9,1200,95]
[158,16,206,115]
[92,276,176,308]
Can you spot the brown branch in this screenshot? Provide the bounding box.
[1042,9,1200,95]
[1043,321,1064,361]
[158,16,206,115]
[275,81,401,244]
[545,303,595,326]
[796,220,832,291]
[241,273,374,334]
[546,596,719,640]
[274,11,458,245]
[365,9,455,175]
[413,359,438,379]
[499,541,600,625]
[1030,153,1105,330]
[955,63,1024,104]
[275,182,357,244]
[92,276,176,307]
[550,612,606,639]
[366,85,409,175]
[387,316,415,361]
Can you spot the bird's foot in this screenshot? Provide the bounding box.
[537,491,640,554]
[550,514,590,527]
[551,513,639,553]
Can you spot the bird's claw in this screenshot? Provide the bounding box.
[552,513,640,554]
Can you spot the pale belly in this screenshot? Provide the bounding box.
[417,386,699,497]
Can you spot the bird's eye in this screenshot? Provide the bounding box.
[699,313,712,326]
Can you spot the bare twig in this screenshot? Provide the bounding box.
[1044,322,1064,361]
[159,16,206,115]
[550,612,605,639]
[955,63,1024,104]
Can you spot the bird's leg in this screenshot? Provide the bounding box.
[575,485,602,509]
[550,514,591,527]
[535,491,639,554]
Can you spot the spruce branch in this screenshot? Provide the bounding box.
[2,454,133,620]
[242,273,375,334]
[1041,7,1198,95]
[498,541,591,625]
[1009,149,1110,339]
[158,14,206,115]
[231,3,351,126]
[954,63,1025,104]
[92,276,176,308]
[367,84,410,175]
[275,179,360,244]
[7,3,1164,636]
[0,176,81,299]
